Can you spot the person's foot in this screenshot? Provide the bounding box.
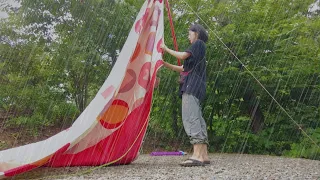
[200,144,209,163]
[189,157,210,165]
[190,143,210,165]
[202,156,210,163]
[189,153,204,161]
[180,159,205,167]
[203,160,210,164]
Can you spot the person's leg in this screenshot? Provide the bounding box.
[191,144,206,161]
[199,111,209,162]
[189,95,209,162]
[192,144,201,160]
[200,144,209,162]
[181,93,208,163]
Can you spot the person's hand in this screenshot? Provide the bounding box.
[160,43,167,52]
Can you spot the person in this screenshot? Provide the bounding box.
[161,23,209,166]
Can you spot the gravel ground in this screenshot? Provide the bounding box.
[10,153,320,180]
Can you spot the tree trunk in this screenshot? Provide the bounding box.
[172,92,179,136]
[243,89,264,134]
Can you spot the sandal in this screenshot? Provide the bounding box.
[180,159,205,167]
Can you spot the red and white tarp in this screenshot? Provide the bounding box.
[0,0,164,178]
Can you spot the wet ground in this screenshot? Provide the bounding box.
[11,153,320,180]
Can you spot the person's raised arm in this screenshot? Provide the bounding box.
[161,43,190,60]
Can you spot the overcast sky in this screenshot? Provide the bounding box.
[0,12,7,18]
[310,0,320,12]
[0,0,20,19]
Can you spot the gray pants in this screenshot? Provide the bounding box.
[182,93,208,145]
